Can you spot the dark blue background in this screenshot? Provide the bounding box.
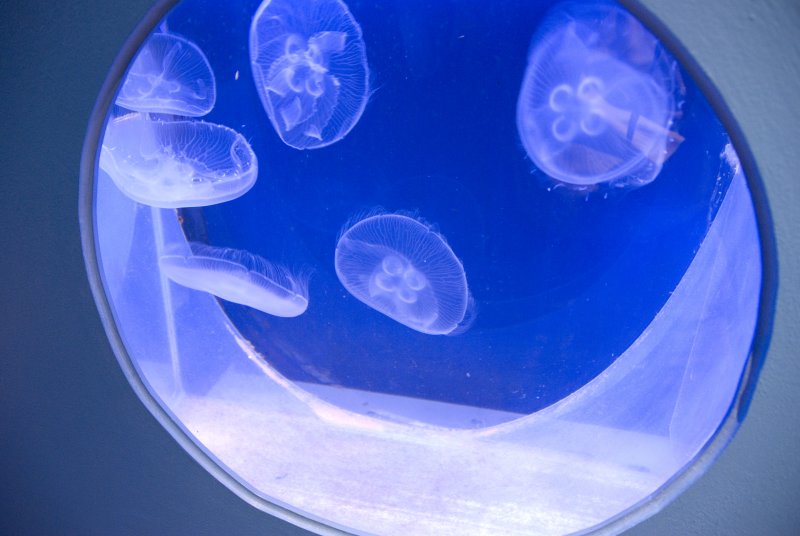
[166,0,730,414]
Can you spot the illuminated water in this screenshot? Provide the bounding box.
[149,0,733,419]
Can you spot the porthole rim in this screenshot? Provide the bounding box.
[77,1,779,535]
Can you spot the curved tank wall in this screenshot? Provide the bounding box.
[84,1,771,534]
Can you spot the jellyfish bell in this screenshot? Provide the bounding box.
[249,0,370,149]
[335,212,474,335]
[116,32,217,117]
[99,113,258,208]
[159,243,310,318]
[516,1,684,188]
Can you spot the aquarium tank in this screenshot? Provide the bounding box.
[80,0,772,534]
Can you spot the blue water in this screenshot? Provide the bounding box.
[159,0,732,415]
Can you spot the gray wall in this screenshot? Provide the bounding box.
[629,1,800,533]
[0,0,797,534]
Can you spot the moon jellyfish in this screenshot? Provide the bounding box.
[335,212,474,335]
[516,2,684,188]
[249,0,370,149]
[159,243,309,317]
[116,32,216,117]
[99,114,258,208]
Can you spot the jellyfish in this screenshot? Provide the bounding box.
[249,0,370,149]
[159,243,309,317]
[116,32,217,117]
[335,212,474,335]
[516,2,684,188]
[99,113,258,208]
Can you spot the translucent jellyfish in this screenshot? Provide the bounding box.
[116,32,216,116]
[159,243,309,317]
[99,113,258,208]
[249,0,370,149]
[516,2,684,188]
[335,212,474,335]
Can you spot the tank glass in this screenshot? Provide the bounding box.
[84,1,767,534]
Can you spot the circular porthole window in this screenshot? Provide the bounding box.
[80,0,775,534]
